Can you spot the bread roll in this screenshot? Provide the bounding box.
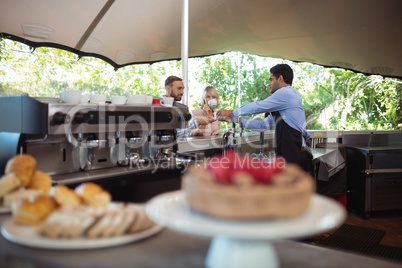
[50,185,82,207]
[0,174,21,199]
[75,182,111,208]
[3,188,42,208]
[28,171,52,195]
[5,154,37,187]
[11,195,58,225]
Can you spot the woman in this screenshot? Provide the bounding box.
[191,86,221,136]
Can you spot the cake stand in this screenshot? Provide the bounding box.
[146,191,346,268]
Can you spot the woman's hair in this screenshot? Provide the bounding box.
[200,86,220,108]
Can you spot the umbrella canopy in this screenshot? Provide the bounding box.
[1,0,402,78]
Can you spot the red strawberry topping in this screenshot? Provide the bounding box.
[206,153,284,184]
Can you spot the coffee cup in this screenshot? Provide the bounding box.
[89,94,106,104]
[160,97,174,107]
[80,95,89,104]
[111,96,127,105]
[152,98,161,106]
[145,95,153,106]
[208,99,218,109]
[61,90,82,104]
[128,94,146,104]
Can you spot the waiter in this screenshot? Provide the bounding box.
[217,64,312,172]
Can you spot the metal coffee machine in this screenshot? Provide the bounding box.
[0,96,190,185]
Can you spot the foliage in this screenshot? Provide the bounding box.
[1,38,401,130]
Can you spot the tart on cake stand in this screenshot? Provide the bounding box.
[146,190,346,268]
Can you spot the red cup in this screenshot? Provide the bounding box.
[152,98,161,106]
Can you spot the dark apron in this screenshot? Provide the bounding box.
[270,111,312,172]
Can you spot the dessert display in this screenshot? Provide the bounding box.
[182,152,315,220]
[1,154,157,242]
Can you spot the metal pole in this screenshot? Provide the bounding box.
[181,0,189,106]
[237,52,241,108]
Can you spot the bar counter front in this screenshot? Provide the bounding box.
[1,213,401,268]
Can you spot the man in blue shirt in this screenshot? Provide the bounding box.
[216,64,312,172]
[164,76,214,138]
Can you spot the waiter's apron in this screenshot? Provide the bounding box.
[271,111,312,172]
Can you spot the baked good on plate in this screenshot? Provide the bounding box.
[5,154,37,187]
[3,188,42,208]
[36,205,103,238]
[28,170,52,195]
[75,182,111,208]
[182,153,315,220]
[50,185,82,207]
[11,195,58,225]
[0,174,21,199]
[127,205,155,233]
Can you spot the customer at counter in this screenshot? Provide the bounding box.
[163,76,215,138]
[216,64,312,172]
[191,86,221,136]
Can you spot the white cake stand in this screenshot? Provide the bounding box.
[146,191,346,268]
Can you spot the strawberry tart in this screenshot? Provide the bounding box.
[182,153,315,220]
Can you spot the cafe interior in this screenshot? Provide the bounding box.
[0,0,401,267]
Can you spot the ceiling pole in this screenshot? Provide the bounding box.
[181,0,189,106]
[238,52,242,108]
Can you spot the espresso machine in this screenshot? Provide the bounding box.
[0,96,191,186]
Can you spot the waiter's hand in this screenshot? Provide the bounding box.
[217,116,231,122]
[216,109,234,118]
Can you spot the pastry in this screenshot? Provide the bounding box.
[50,185,82,207]
[182,153,315,220]
[86,209,135,238]
[36,205,101,238]
[74,182,111,208]
[127,205,155,233]
[3,188,42,208]
[28,171,52,195]
[0,174,21,199]
[11,195,58,225]
[5,154,37,187]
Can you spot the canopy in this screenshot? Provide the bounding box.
[1,0,402,78]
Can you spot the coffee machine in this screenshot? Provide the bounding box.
[0,96,190,185]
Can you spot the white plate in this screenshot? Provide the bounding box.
[146,191,346,240]
[1,210,164,249]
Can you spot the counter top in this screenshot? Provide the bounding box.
[177,131,275,153]
[0,214,400,268]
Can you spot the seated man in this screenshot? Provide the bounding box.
[164,76,215,138]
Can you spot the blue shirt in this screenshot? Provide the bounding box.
[232,86,310,146]
[176,118,199,138]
